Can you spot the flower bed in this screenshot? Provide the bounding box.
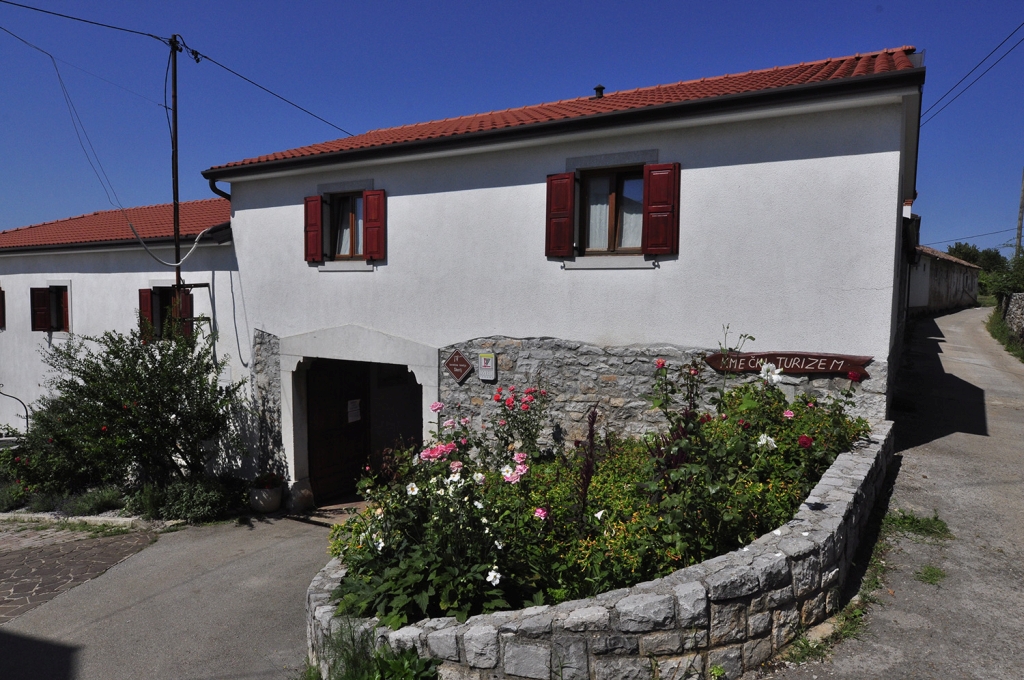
[313,358,879,678]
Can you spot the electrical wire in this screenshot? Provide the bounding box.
[921,18,1024,117]
[1,24,212,268]
[175,36,352,136]
[0,0,166,43]
[923,228,1016,246]
[921,30,1024,127]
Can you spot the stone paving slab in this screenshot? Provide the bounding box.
[0,527,154,625]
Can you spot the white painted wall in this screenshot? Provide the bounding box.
[0,244,250,431]
[230,102,904,361]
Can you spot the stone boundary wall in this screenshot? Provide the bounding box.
[1000,292,1024,337]
[307,421,894,680]
[439,337,887,440]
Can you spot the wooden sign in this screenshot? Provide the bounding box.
[444,350,473,383]
[704,352,872,379]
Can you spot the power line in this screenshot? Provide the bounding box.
[1,23,213,268]
[0,0,166,44]
[921,18,1024,117]
[921,29,1024,127]
[923,228,1017,246]
[176,36,352,136]
[1,1,352,135]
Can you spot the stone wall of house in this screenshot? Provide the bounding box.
[437,337,887,443]
[1001,292,1024,337]
[307,423,894,680]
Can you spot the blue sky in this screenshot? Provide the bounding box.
[1,0,1022,253]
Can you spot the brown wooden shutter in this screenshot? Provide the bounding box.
[304,195,323,262]
[545,173,575,257]
[363,189,386,261]
[139,288,154,337]
[173,290,195,338]
[0,288,5,330]
[60,288,69,332]
[30,288,50,332]
[641,163,680,255]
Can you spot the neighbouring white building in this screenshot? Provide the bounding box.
[0,199,252,445]
[908,245,980,313]
[192,46,926,507]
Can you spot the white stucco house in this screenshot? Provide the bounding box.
[908,245,980,313]
[195,46,925,507]
[0,199,249,438]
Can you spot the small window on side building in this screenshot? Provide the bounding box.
[30,286,69,332]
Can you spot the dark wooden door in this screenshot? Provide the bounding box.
[306,359,371,504]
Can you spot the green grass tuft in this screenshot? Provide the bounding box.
[986,309,1024,364]
[914,565,947,585]
[882,509,952,540]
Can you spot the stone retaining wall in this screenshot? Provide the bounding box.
[307,422,894,680]
[439,337,888,440]
[1001,292,1024,337]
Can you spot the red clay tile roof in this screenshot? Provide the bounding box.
[207,46,918,174]
[0,198,230,251]
[917,245,982,269]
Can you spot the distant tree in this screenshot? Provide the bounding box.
[947,242,981,265]
[977,248,1008,273]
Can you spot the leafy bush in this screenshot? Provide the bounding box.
[0,319,243,497]
[329,363,869,628]
[125,483,165,520]
[0,481,26,512]
[321,617,438,680]
[159,476,234,523]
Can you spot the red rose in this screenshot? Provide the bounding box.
[47,438,53,443]
[101,426,108,432]
[524,387,536,395]
[524,395,535,403]
[798,435,814,449]
[493,393,502,402]
[540,390,547,396]
[521,403,530,411]
[847,371,862,382]
[690,368,699,376]
[14,457,20,463]
[655,358,666,369]
[699,414,712,423]
[496,386,503,393]
[505,397,515,408]
[720,414,728,420]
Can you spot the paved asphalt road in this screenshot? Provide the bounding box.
[3,516,331,680]
[768,307,1024,679]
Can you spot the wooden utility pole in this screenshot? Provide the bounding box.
[1016,166,1024,259]
[170,34,182,288]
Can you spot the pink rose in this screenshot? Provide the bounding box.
[499,419,506,426]
[430,401,444,413]
[515,464,529,475]
[443,419,455,428]
[460,417,471,425]
[450,461,463,473]
[807,402,816,409]
[513,452,528,464]
[460,437,468,445]
[655,358,666,369]
[783,410,794,419]
[533,508,548,520]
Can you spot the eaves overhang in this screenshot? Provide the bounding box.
[203,67,925,182]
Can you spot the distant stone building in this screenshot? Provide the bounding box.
[908,245,980,314]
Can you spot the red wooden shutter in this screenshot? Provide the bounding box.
[60,288,69,332]
[0,288,5,330]
[304,195,323,262]
[139,288,154,336]
[641,163,680,255]
[30,288,50,331]
[545,173,575,257]
[173,290,195,338]
[363,189,386,261]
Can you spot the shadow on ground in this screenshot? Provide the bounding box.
[0,629,78,680]
[892,315,987,451]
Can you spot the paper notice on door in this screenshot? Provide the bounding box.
[347,399,361,423]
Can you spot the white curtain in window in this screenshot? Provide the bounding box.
[586,176,610,250]
[619,178,643,248]
[354,196,363,255]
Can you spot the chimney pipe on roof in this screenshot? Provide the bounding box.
[592,84,605,99]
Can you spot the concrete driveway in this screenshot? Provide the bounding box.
[3,516,331,680]
[769,306,1024,679]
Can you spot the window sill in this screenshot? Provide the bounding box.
[562,256,658,270]
[318,260,375,272]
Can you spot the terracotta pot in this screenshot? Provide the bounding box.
[249,486,282,513]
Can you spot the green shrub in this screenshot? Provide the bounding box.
[322,617,438,680]
[0,481,26,512]
[159,477,232,523]
[329,362,869,628]
[125,484,166,520]
[59,486,124,517]
[0,319,243,497]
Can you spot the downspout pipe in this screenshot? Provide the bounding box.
[209,179,231,201]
